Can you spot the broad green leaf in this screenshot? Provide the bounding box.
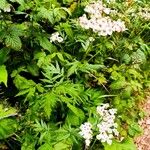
[104,138,136,150]
[5,35,22,50]
[54,141,71,150]
[0,65,8,86]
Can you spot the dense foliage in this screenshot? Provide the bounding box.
[0,0,150,149]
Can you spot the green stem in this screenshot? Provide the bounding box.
[90,139,97,150]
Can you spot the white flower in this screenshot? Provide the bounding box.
[78,1,126,36]
[50,32,63,43]
[112,128,119,136]
[109,108,117,115]
[103,8,111,14]
[113,20,126,32]
[79,104,119,146]
[79,122,93,147]
[107,138,112,145]
[57,37,63,43]
[96,104,119,145]
[85,139,91,146]
[89,37,95,42]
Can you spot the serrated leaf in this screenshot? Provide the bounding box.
[0,118,17,139]
[5,35,22,50]
[67,103,85,121]
[0,65,8,86]
[66,111,80,126]
[61,22,73,39]
[67,61,80,77]
[43,92,57,118]
[122,54,131,64]
[37,36,57,52]
[110,80,126,90]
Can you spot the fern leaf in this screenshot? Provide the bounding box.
[42,92,57,118]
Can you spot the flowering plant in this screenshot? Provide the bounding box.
[79,104,119,148]
[0,0,149,149]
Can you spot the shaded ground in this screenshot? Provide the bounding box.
[135,96,150,150]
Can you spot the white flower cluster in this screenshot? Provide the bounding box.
[96,103,119,145]
[50,32,63,43]
[79,1,126,36]
[79,104,119,146]
[79,122,93,147]
[138,8,150,20]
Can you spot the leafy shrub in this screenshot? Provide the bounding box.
[0,0,150,149]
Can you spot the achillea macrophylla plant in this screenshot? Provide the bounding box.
[0,0,149,149]
[79,104,119,147]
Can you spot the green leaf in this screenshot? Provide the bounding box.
[66,111,80,126]
[37,36,57,52]
[0,0,7,10]
[0,118,17,139]
[42,92,57,118]
[0,104,17,120]
[54,141,71,150]
[110,79,126,90]
[67,103,85,121]
[0,48,10,65]
[104,138,136,150]
[122,54,131,64]
[5,35,22,50]
[61,22,74,40]
[0,65,8,86]
[38,143,52,150]
[27,62,39,76]
[128,123,142,137]
[21,142,35,150]
[57,53,65,62]
[67,61,80,77]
